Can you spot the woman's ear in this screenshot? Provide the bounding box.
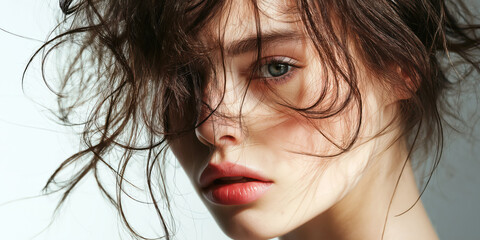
[393,65,419,101]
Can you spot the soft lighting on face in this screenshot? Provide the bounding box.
[168,1,413,239]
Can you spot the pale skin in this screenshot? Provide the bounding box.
[169,0,439,239]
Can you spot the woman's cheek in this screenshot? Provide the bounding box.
[169,131,211,181]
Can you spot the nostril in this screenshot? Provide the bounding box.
[217,135,236,145]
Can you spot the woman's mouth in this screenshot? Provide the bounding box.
[199,162,273,205]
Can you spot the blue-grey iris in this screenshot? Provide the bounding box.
[267,63,289,77]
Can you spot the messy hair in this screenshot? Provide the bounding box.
[26,0,479,239]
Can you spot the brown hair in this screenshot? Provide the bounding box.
[26,0,479,239]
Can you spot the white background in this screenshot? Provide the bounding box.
[0,1,479,239]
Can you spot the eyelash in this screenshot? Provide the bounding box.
[252,56,300,84]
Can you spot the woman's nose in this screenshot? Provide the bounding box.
[195,111,244,148]
[194,78,245,148]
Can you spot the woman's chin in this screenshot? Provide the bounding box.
[217,222,281,240]
[209,208,287,240]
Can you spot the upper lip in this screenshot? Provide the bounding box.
[199,161,272,188]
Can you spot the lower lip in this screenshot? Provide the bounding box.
[204,181,273,205]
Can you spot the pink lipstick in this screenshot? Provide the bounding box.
[199,162,273,205]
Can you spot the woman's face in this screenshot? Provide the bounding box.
[169,1,399,239]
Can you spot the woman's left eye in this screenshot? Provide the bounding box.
[254,57,299,83]
[259,62,291,77]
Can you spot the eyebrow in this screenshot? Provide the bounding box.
[225,30,304,55]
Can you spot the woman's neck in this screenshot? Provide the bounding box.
[280,142,438,240]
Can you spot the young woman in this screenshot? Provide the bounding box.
[30,0,479,239]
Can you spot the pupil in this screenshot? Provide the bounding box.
[268,63,288,77]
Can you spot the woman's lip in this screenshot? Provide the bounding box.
[204,181,273,205]
[199,161,272,189]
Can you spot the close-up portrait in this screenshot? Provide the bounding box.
[1,0,480,239]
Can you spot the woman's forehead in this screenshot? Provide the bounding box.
[199,0,302,50]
